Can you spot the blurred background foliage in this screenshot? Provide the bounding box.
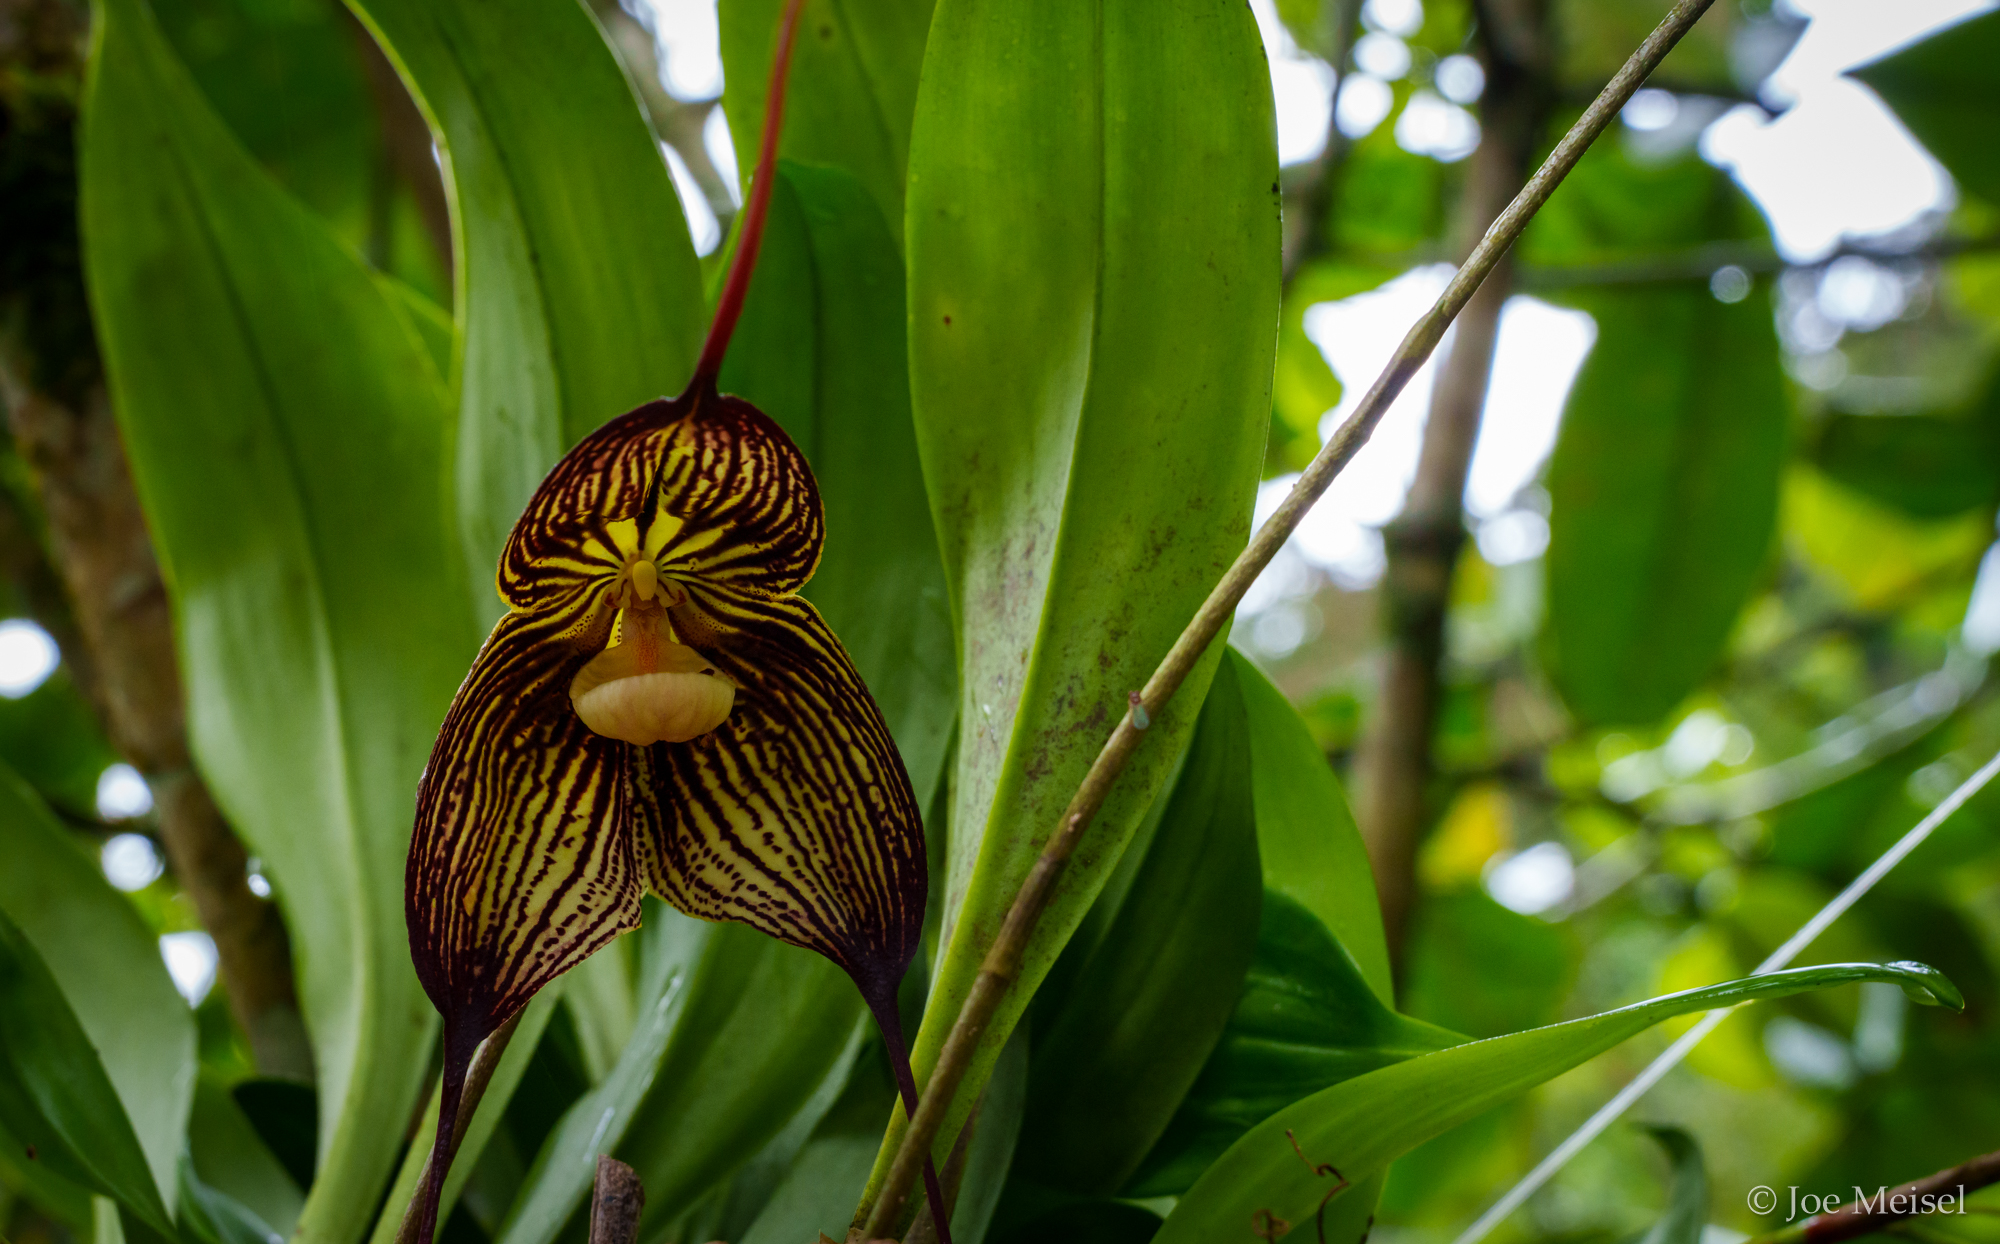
[1247,1,2000,1242]
[4,0,2000,1242]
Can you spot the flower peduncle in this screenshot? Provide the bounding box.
[688,0,809,392]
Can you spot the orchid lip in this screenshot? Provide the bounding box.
[570,602,734,744]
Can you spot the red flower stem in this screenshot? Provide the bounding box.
[688,0,809,392]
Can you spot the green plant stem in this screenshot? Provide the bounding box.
[858,0,1722,1231]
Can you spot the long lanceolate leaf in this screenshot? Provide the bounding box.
[0,765,195,1229]
[1545,284,1788,727]
[1017,656,1263,1197]
[344,0,709,609]
[80,1,478,1240]
[718,0,935,242]
[1155,961,1962,1244]
[0,913,166,1232]
[875,0,1279,1198]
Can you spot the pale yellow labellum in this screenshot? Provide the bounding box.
[571,606,734,744]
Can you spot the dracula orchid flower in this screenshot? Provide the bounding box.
[402,3,950,1239]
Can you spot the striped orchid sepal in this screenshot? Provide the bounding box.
[408,385,928,1050]
[399,2,952,1241]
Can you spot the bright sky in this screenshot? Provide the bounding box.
[1264,269,1597,589]
[1703,0,1989,259]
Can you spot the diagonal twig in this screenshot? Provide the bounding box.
[858,0,1725,1232]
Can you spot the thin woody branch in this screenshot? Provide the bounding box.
[859,0,1723,1231]
[585,0,741,232]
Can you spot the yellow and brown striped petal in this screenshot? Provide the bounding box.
[643,586,926,997]
[412,392,920,1037]
[497,393,824,615]
[493,401,671,615]
[407,595,647,1036]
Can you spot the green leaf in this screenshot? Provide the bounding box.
[1231,649,1390,1002]
[1132,652,1399,1244]
[718,159,956,810]
[738,1052,903,1244]
[1520,144,1767,272]
[148,0,443,295]
[1808,397,2000,520]
[614,930,864,1230]
[1272,0,1328,55]
[1550,0,1746,94]
[1017,658,1263,1196]
[0,764,192,1225]
[179,1160,287,1244]
[562,937,636,1085]
[80,1,478,1237]
[1269,262,1393,480]
[491,908,712,1244]
[1331,124,1445,256]
[0,1110,95,1228]
[228,1082,317,1194]
[1545,285,1789,727]
[345,0,708,607]
[645,1022,871,1244]
[1154,960,1960,1244]
[1851,10,2000,208]
[189,1076,304,1239]
[1403,891,1577,1040]
[738,1014,1026,1244]
[365,987,564,1244]
[1270,307,1340,476]
[1637,1125,1709,1244]
[885,0,1280,1182]
[0,908,169,1232]
[947,1029,1029,1244]
[718,0,935,242]
[490,909,859,1244]
[1127,891,1462,1197]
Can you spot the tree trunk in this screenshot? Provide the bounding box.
[1353,0,1552,974]
[1,0,311,1078]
